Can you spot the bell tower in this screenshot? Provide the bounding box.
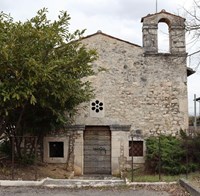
[141,10,186,55]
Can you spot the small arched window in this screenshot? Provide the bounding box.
[158,21,170,53]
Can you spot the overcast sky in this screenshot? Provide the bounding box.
[0,0,199,115]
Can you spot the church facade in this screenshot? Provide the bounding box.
[43,10,193,176]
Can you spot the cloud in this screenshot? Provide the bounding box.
[0,0,199,114]
[67,0,180,19]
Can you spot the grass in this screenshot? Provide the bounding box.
[126,169,189,182]
[186,171,200,181]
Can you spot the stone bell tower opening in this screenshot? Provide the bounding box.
[158,22,170,53]
[141,10,186,55]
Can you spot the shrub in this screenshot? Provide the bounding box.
[145,135,198,175]
[181,132,200,169]
[19,154,35,165]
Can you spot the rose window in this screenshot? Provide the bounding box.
[91,100,103,113]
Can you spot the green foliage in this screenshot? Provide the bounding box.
[19,154,35,165]
[182,133,200,167]
[145,135,198,175]
[0,8,97,139]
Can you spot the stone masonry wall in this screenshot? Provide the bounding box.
[75,32,188,137]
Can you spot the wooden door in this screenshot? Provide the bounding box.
[84,126,111,174]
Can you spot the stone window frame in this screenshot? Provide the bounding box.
[43,137,69,163]
[129,140,144,157]
[128,138,145,164]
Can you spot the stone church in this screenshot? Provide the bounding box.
[43,10,194,176]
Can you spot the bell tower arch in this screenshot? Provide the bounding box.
[141,10,186,55]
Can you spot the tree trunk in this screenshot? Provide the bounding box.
[13,103,27,159]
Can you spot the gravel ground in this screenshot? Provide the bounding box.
[0,185,190,196]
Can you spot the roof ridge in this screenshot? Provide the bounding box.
[141,10,185,22]
[81,31,141,48]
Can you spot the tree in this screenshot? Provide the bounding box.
[0,8,97,158]
[184,0,200,71]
